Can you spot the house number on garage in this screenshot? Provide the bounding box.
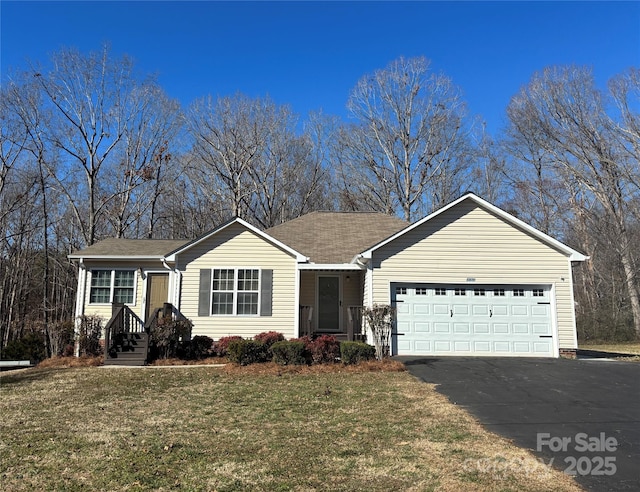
[466,277,476,282]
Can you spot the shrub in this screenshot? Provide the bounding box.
[78,315,103,357]
[309,335,340,364]
[227,339,268,365]
[254,331,285,349]
[340,341,376,365]
[271,340,309,365]
[214,336,243,357]
[47,321,76,357]
[179,335,214,360]
[1,332,47,363]
[149,316,192,360]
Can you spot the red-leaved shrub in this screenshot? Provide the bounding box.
[215,336,243,357]
[254,331,285,349]
[309,335,340,364]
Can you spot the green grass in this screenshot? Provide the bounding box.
[0,366,581,491]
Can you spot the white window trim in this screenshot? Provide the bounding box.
[210,267,261,317]
[88,268,137,306]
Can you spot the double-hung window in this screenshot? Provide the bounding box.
[212,268,260,315]
[90,269,135,304]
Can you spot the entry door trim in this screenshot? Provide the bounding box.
[316,274,342,332]
[144,271,170,322]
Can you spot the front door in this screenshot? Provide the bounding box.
[318,276,340,331]
[145,273,169,320]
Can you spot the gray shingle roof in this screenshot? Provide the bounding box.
[266,212,409,264]
[69,238,189,258]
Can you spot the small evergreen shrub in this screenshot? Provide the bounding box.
[214,336,243,357]
[227,339,268,365]
[1,332,47,363]
[271,340,309,365]
[254,331,285,349]
[179,335,214,360]
[340,341,376,365]
[309,335,340,364]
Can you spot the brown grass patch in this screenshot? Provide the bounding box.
[150,356,227,366]
[221,358,407,375]
[36,355,103,368]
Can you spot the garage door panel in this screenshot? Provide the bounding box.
[433,304,449,315]
[394,284,555,357]
[413,304,430,315]
[473,341,491,352]
[511,305,528,316]
[434,322,451,333]
[513,323,530,334]
[472,305,489,316]
[473,323,490,334]
[454,323,470,333]
[414,322,430,333]
[493,323,509,334]
[452,304,469,315]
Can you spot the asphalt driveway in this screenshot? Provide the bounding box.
[401,357,640,491]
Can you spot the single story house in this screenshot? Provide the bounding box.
[69,193,587,358]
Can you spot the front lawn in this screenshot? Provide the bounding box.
[578,341,640,355]
[0,365,580,491]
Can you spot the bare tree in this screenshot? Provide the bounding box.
[342,56,475,221]
[504,65,640,338]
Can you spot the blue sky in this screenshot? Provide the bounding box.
[1,1,639,134]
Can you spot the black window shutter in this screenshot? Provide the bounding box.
[260,269,273,316]
[198,269,212,316]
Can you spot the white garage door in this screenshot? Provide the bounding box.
[394,284,555,357]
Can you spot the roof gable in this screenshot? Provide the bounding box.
[359,194,588,262]
[266,212,409,264]
[165,217,308,262]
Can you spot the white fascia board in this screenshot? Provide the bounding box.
[67,255,168,261]
[164,217,308,262]
[359,193,588,262]
[298,263,364,271]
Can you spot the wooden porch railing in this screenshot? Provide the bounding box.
[299,305,313,337]
[347,306,365,342]
[104,303,145,354]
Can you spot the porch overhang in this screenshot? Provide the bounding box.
[298,263,364,271]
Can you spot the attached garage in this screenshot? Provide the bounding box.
[358,194,588,358]
[393,284,556,357]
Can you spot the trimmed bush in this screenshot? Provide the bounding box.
[227,339,268,365]
[214,336,243,357]
[271,340,309,366]
[340,341,376,365]
[179,335,214,360]
[149,316,192,360]
[309,335,340,364]
[254,331,285,349]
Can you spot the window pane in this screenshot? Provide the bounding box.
[238,269,259,291]
[212,292,234,315]
[114,287,134,304]
[237,292,258,315]
[91,270,111,287]
[115,270,135,287]
[213,269,234,291]
[90,287,110,304]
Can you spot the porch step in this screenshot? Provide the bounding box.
[105,332,149,366]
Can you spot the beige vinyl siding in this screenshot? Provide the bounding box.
[371,202,578,349]
[177,223,298,339]
[82,261,161,326]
